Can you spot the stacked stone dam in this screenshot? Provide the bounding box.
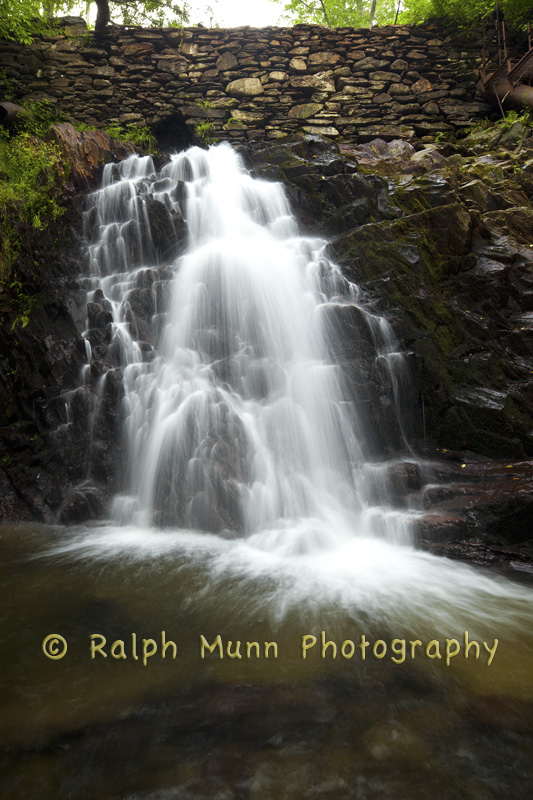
[2,18,495,144]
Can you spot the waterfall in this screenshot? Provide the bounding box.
[82,143,414,551]
[5,144,533,800]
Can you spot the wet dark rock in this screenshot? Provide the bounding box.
[87,301,113,329]
[414,458,533,574]
[122,307,152,345]
[145,196,181,261]
[85,326,112,349]
[0,469,34,521]
[58,483,106,523]
[324,304,379,364]
[388,461,422,502]
[242,134,533,566]
[124,287,155,320]
[187,481,242,534]
[0,192,91,521]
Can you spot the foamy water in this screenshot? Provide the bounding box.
[83,143,413,545]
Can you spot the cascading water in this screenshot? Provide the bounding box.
[3,143,533,800]
[82,142,413,550]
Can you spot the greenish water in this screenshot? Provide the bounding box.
[1,522,532,799]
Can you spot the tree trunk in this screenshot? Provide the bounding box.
[95,0,111,31]
[369,0,377,26]
[318,0,332,28]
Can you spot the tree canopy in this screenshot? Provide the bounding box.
[67,0,189,30]
[275,1,399,28]
[0,0,190,41]
[0,0,52,42]
[274,0,533,28]
[399,0,532,27]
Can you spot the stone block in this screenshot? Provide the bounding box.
[289,58,307,72]
[302,125,339,136]
[369,71,402,82]
[288,102,323,119]
[308,51,341,67]
[226,78,265,97]
[290,72,335,93]
[217,51,238,71]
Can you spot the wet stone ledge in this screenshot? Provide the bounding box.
[1,19,496,146]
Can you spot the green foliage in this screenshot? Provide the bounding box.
[0,0,190,42]
[105,124,158,151]
[0,0,54,43]
[400,0,532,27]
[463,108,533,140]
[58,0,190,29]
[4,278,36,329]
[10,99,66,137]
[74,121,158,152]
[194,98,215,109]
[274,0,398,27]
[0,95,67,328]
[0,108,66,280]
[275,0,531,28]
[116,0,189,27]
[194,120,216,145]
[495,108,533,131]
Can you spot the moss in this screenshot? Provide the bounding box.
[391,183,435,216]
[431,301,452,322]
[467,162,506,184]
[339,203,470,290]
[1,278,36,330]
[194,121,217,146]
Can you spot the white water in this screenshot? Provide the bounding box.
[84,142,414,550]
[47,142,533,665]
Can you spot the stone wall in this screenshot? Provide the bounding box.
[1,18,496,145]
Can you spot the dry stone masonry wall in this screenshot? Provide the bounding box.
[1,18,495,145]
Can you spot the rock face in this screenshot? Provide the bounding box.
[414,457,533,574]
[1,20,499,147]
[242,133,533,463]
[45,123,137,192]
[0,205,89,522]
[0,128,145,523]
